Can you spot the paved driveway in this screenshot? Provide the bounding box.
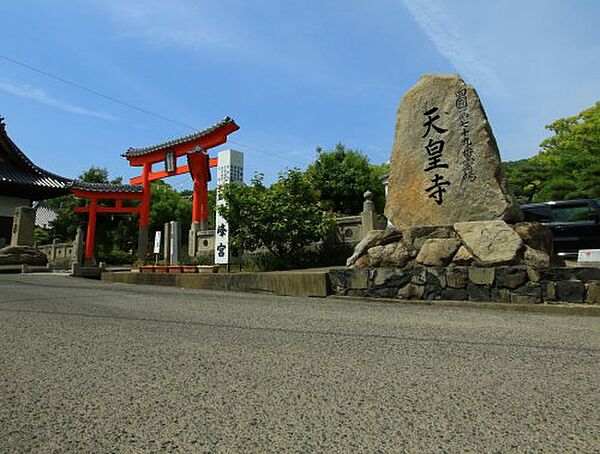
[1,274,599,452]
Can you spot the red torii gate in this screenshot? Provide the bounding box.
[73,117,239,262]
[72,182,144,262]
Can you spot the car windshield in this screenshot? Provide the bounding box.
[522,205,551,222]
[552,205,595,222]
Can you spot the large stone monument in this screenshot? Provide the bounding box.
[385,74,522,227]
[343,74,558,303]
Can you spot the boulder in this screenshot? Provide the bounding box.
[376,228,404,246]
[352,254,372,269]
[513,222,553,255]
[555,281,585,303]
[446,266,468,288]
[523,246,551,268]
[346,228,404,267]
[367,241,413,268]
[586,282,600,304]
[403,225,457,250]
[454,220,524,266]
[512,283,542,304]
[0,245,48,266]
[468,267,495,286]
[346,230,385,267]
[384,74,522,227]
[452,246,474,265]
[397,283,424,299]
[496,267,527,289]
[416,238,461,266]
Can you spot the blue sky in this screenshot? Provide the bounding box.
[1,0,598,190]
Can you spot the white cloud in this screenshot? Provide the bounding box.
[401,0,507,97]
[90,0,329,86]
[95,0,248,55]
[0,78,117,121]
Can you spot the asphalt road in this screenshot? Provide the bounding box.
[1,274,599,452]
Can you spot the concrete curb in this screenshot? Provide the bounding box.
[102,270,329,298]
[328,295,600,316]
[100,270,600,316]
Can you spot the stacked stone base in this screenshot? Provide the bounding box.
[329,266,600,305]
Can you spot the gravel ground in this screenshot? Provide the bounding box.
[1,274,599,452]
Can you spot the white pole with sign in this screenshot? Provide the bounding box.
[153,231,162,254]
[153,231,161,265]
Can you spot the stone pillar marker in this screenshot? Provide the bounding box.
[188,221,199,257]
[10,206,35,247]
[360,191,378,239]
[163,222,171,265]
[169,220,180,265]
[384,74,522,227]
[72,227,84,265]
[50,238,59,262]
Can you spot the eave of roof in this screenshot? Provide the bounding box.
[0,164,70,190]
[122,117,237,158]
[0,117,72,190]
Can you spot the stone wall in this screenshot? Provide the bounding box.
[329,266,600,305]
[37,241,73,267]
[334,215,363,245]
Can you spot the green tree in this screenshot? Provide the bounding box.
[79,166,110,183]
[33,227,51,244]
[504,101,600,202]
[148,180,192,235]
[305,143,386,214]
[575,164,600,199]
[219,169,334,260]
[538,101,600,174]
[503,158,550,203]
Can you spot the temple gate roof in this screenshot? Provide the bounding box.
[0,117,71,200]
[123,117,237,158]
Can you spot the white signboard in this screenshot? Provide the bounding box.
[153,231,162,254]
[214,149,244,265]
[578,249,600,262]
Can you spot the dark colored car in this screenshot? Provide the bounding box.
[520,199,600,259]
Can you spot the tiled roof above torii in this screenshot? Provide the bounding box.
[123,117,238,158]
[69,181,144,193]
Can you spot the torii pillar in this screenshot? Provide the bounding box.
[137,163,152,258]
[187,147,211,255]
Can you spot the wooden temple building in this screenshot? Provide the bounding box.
[0,117,71,247]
